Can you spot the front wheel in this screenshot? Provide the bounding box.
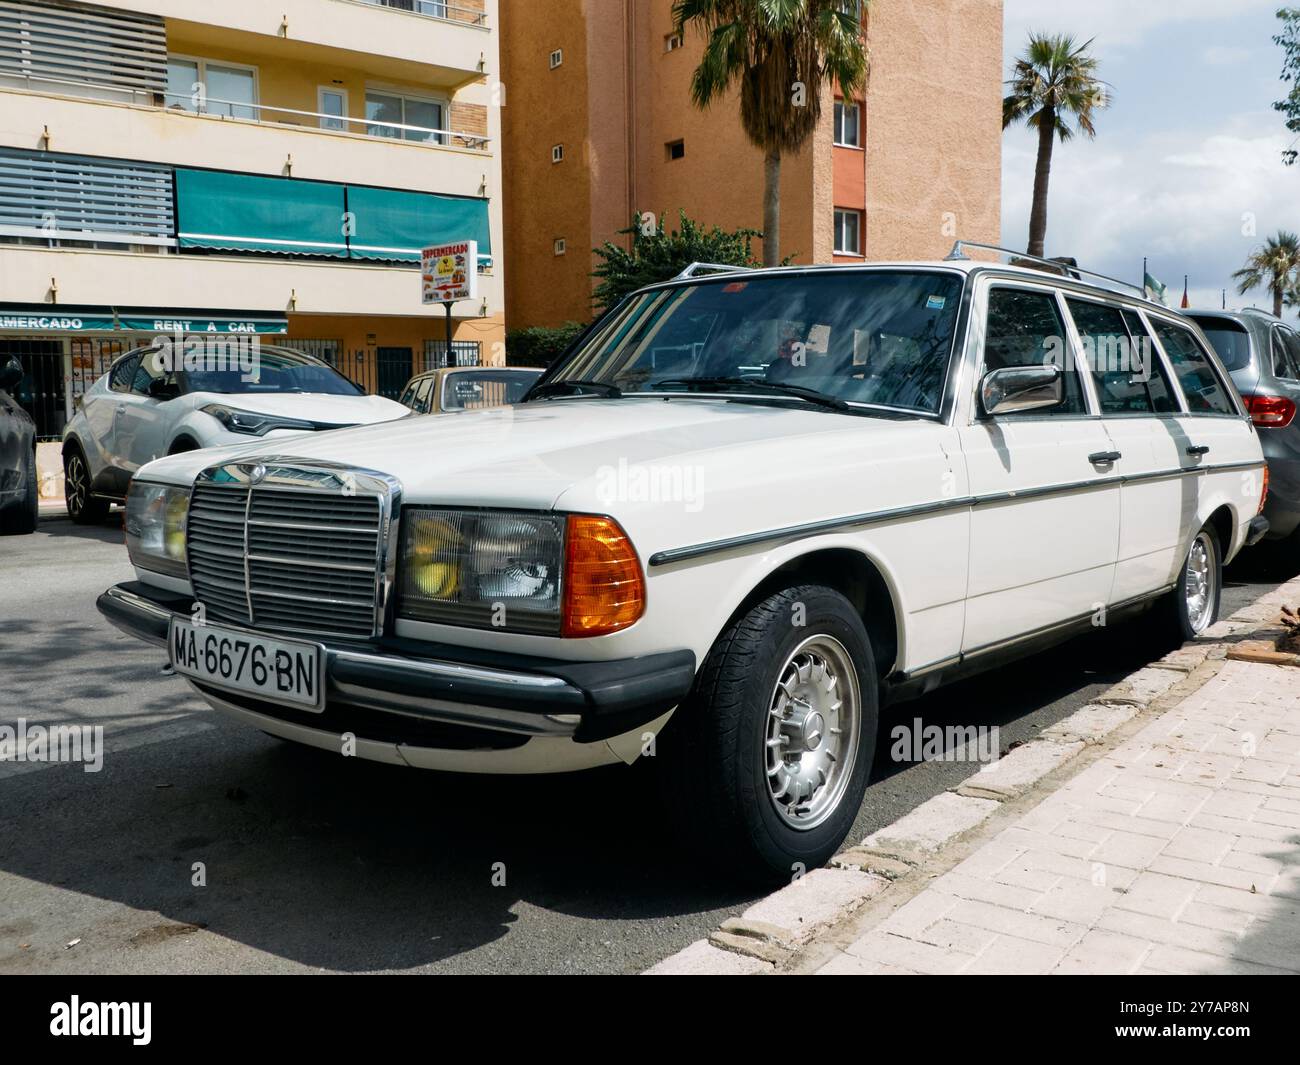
[659,584,878,884]
[64,447,109,525]
[1161,523,1223,641]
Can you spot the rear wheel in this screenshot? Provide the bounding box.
[64,446,109,524]
[1161,523,1222,641]
[0,447,38,535]
[659,584,878,884]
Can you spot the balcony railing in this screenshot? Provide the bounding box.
[353,0,489,27]
[0,72,491,152]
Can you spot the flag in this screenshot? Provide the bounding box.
[1181,276,1190,309]
[1144,271,1169,305]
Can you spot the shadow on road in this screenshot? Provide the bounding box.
[0,541,1295,973]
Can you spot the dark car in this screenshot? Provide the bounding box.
[1186,308,1300,545]
[0,356,38,535]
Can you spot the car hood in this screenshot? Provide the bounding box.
[189,391,408,425]
[137,397,955,514]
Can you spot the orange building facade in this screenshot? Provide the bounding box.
[500,0,1003,330]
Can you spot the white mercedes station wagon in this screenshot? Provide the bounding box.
[99,246,1269,881]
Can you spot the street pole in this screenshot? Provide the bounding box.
[445,302,454,367]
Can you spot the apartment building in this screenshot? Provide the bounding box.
[0,0,504,441]
[500,0,1002,329]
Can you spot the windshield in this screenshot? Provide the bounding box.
[542,270,965,414]
[442,369,542,410]
[1188,316,1252,372]
[177,346,364,396]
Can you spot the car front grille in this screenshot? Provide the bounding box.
[187,480,386,639]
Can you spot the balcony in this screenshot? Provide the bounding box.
[93,0,495,81]
[352,0,488,27]
[0,75,494,195]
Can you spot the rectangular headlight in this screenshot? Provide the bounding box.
[125,481,189,578]
[398,509,566,634]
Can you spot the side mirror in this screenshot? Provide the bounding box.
[0,357,22,393]
[980,365,1064,417]
[147,377,180,400]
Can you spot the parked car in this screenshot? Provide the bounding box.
[62,343,408,524]
[1184,307,1300,546]
[398,365,542,414]
[97,249,1268,882]
[0,356,38,535]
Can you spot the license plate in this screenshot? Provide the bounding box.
[168,619,324,712]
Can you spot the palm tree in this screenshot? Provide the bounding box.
[1234,231,1300,317]
[673,0,868,267]
[1003,33,1106,258]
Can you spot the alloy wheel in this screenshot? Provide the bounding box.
[764,634,861,831]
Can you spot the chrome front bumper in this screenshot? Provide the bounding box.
[97,582,696,745]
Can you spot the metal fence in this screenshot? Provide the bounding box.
[424,340,482,370]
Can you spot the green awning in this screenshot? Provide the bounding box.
[118,314,287,335]
[0,310,116,332]
[176,169,348,258]
[345,185,491,263]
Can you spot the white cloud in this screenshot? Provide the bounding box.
[1004,0,1278,52]
[1000,123,1300,319]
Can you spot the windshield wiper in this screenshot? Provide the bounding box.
[650,376,850,413]
[528,379,623,399]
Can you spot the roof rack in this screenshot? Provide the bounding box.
[1241,307,1282,320]
[945,241,1149,302]
[672,261,755,281]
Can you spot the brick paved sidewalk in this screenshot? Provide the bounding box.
[812,659,1300,975]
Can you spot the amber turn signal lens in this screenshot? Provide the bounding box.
[1260,464,1270,516]
[562,514,645,637]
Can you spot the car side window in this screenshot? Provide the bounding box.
[399,383,417,408]
[1120,310,1179,414]
[1273,329,1300,380]
[983,287,1086,414]
[1066,298,1158,415]
[109,355,140,393]
[1150,320,1235,414]
[414,377,434,412]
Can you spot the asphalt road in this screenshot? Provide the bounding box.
[1,514,1296,974]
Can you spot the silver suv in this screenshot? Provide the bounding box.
[1187,308,1300,545]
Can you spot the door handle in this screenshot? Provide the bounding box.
[1088,451,1122,465]
[1186,445,1211,457]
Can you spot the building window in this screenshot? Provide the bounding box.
[549,49,563,69]
[318,87,349,131]
[365,90,446,143]
[552,144,564,163]
[0,147,174,250]
[554,238,567,255]
[834,208,862,255]
[834,100,861,147]
[664,32,683,52]
[425,339,482,369]
[666,139,685,161]
[166,56,258,119]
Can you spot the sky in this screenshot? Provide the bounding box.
[1000,0,1300,317]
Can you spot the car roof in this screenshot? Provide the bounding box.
[636,258,1178,315]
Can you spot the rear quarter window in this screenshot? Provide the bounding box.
[1151,320,1236,414]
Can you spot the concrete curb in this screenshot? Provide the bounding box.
[645,573,1300,976]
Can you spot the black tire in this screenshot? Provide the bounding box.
[1159,522,1223,642]
[64,445,109,525]
[0,446,38,535]
[658,584,878,885]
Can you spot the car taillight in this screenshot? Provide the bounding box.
[562,515,645,637]
[1244,394,1297,428]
